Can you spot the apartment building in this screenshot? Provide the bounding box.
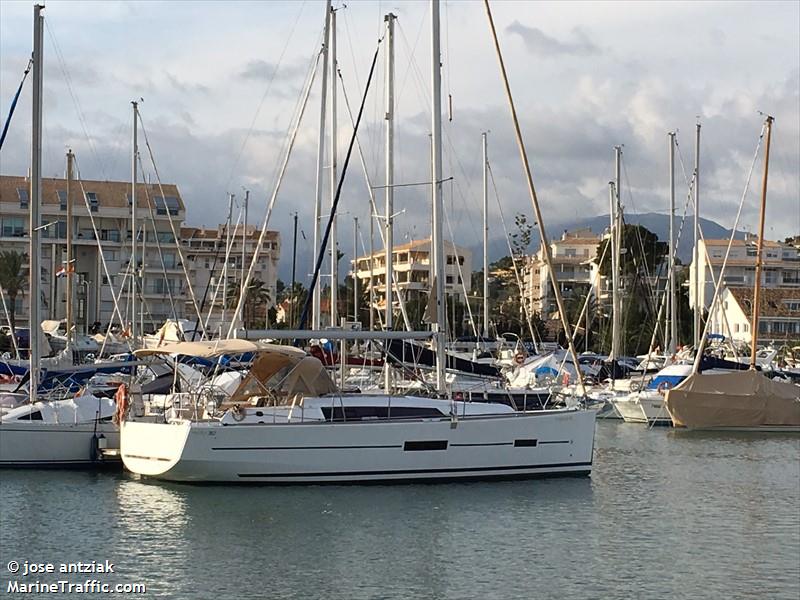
[181,224,280,331]
[0,174,281,333]
[522,228,602,318]
[689,235,800,311]
[352,238,472,312]
[0,174,186,332]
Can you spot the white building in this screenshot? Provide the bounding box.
[1,174,187,332]
[181,224,280,330]
[708,286,800,345]
[352,238,472,313]
[522,228,602,318]
[690,235,800,311]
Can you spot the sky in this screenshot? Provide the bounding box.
[1,0,798,284]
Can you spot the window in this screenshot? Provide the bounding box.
[57,190,68,210]
[1,217,26,237]
[156,231,175,243]
[17,187,29,208]
[784,300,800,311]
[100,230,121,242]
[153,196,180,216]
[85,191,99,212]
[447,255,454,265]
[446,275,453,284]
[746,246,757,257]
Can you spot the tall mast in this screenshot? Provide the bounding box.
[223,193,233,328]
[482,132,490,340]
[131,100,138,342]
[609,145,622,362]
[312,0,331,330]
[483,0,586,395]
[430,0,446,394]
[66,149,75,348]
[369,206,375,332]
[329,5,339,327]
[668,132,677,354]
[693,121,701,349]
[29,4,44,404]
[750,116,773,369]
[384,11,396,393]
[290,211,298,328]
[353,217,359,323]
[241,189,249,304]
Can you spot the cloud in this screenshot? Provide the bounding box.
[238,59,307,82]
[505,21,600,57]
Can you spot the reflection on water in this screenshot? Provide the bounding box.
[1,422,798,599]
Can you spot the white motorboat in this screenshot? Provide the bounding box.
[0,393,119,467]
[612,365,693,425]
[121,341,596,484]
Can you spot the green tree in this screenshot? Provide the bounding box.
[226,278,272,328]
[0,251,27,331]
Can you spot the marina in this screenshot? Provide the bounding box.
[2,422,799,599]
[0,0,798,597]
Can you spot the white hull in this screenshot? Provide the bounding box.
[122,408,596,484]
[611,397,648,423]
[638,395,672,426]
[0,421,119,467]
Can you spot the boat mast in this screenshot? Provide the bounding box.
[241,189,248,306]
[430,0,446,394]
[610,145,622,362]
[29,4,44,404]
[750,115,773,369]
[223,193,233,329]
[312,1,331,330]
[384,11,396,393]
[693,121,701,349]
[131,100,138,342]
[482,131,489,340]
[352,216,359,322]
[66,149,75,348]
[290,211,298,328]
[483,0,586,395]
[329,5,339,327]
[668,132,677,354]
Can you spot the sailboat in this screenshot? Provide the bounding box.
[0,6,122,467]
[119,0,597,484]
[665,116,800,431]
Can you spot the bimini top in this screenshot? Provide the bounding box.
[134,339,305,360]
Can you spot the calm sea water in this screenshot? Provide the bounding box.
[1,421,798,599]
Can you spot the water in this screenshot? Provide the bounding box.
[1,421,798,599]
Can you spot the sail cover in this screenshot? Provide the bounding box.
[665,370,800,429]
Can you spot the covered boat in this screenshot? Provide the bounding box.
[665,370,800,431]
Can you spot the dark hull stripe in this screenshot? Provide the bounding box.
[237,461,592,479]
[538,440,571,444]
[211,444,403,451]
[449,442,513,447]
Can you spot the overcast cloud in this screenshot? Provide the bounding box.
[1,0,797,283]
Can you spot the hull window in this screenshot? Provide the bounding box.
[404,440,448,451]
[514,439,538,447]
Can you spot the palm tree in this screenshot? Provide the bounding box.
[0,251,27,331]
[226,278,272,328]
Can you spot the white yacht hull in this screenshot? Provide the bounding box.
[0,422,119,467]
[121,409,596,483]
[638,395,673,426]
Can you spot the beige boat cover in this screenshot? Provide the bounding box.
[134,339,304,359]
[228,354,336,403]
[666,370,800,429]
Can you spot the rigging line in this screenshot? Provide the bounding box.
[487,161,541,350]
[137,111,206,336]
[443,194,479,338]
[0,56,32,151]
[137,153,180,324]
[620,159,659,315]
[227,40,323,339]
[222,0,308,195]
[693,119,767,372]
[204,209,244,333]
[43,20,105,178]
[72,156,133,352]
[298,38,383,333]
